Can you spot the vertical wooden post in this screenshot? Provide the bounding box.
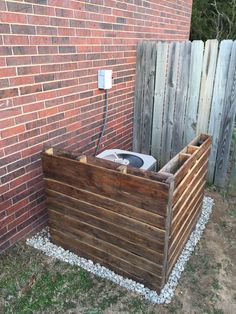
[161,177,175,288]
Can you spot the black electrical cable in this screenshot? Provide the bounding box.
[95,89,109,156]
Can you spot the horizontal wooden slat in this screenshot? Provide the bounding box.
[173,147,210,204]
[158,134,211,179]
[172,162,208,218]
[169,185,204,255]
[49,210,164,265]
[167,199,203,276]
[42,153,169,215]
[174,136,211,185]
[45,179,166,228]
[47,189,165,242]
[49,215,163,276]
[51,228,162,292]
[171,182,205,239]
[48,199,165,253]
[49,147,174,183]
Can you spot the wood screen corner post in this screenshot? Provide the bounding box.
[160,177,175,288]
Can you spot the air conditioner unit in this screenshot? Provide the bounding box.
[96,149,157,171]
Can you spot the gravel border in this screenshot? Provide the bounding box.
[26,196,214,304]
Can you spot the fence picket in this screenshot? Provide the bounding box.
[141,42,156,154]
[207,40,233,183]
[184,40,204,145]
[215,41,236,187]
[133,41,145,152]
[228,125,236,196]
[172,41,191,156]
[151,42,169,166]
[197,40,219,134]
[161,41,180,166]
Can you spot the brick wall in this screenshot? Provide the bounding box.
[0,0,192,252]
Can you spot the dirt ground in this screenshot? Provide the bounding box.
[0,189,236,314]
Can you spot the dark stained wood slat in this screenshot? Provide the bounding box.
[47,200,165,253]
[46,189,166,241]
[173,147,210,204]
[171,182,205,237]
[51,229,163,292]
[45,179,166,228]
[174,136,211,185]
[42,153,169,215]
[172,160,208,217]
[50,148,173,183]
[50,219,163,276]
[49,211,164,265]
[167,199,203,276]
[169,185,205,254]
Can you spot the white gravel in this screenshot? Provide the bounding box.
[26,196,214,304]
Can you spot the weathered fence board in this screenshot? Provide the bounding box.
[228,127,236,196]
[134,39,236,187]
[207,40,233,182]
[184,40,204,145]
[197,40,219,134]
[133,41,145,152]
[172,41,191,156]
[151,42,169,166]
[141,42,157,154]
[214,41,236,187]
[161,42,180,165]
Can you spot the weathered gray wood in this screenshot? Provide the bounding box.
[215,41,236,187]
[228,125,236,196]
[141,42,157,154]
[208,40,233,183]
[197,40,219,134]
[172,41,191,156]
[133,41,145,152]
[133,39,235,186]
[151,42,169,166]
[184,40,204,145]
[161,41,181,166]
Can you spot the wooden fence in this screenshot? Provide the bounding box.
[133,40,236,188]
[42,133,211,292]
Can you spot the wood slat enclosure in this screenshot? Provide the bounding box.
[134,40,236,188]
[42,133,211,292]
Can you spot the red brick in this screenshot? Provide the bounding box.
[23,101,45,113]
[20,84,43,96]
[4,35,29,45]
[0,11,27,23]
[0,88,18,99]
[7,2,33,13]
[1,125,25,139]
[17,65,40,76]
[10,76,34,87]
[10,225,32,243]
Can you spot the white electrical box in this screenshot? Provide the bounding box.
[98,70,112,90]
